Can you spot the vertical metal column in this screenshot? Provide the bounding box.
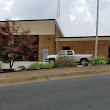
[95,0,99,57]
[56,0,60,54]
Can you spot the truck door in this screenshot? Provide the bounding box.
[67,50,74,59]
[67,51,73,56]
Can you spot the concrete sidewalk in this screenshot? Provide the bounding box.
[0,65,110,84]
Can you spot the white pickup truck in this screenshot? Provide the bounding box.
[46,50,93,65]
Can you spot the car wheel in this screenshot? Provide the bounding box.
[49,59,55,63]
[80,59,87,65]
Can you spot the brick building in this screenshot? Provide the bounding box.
[0,19,110,62]
[0,19,63,62]
[58,36,110,59]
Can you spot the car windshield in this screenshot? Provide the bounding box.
[58,51,65,56]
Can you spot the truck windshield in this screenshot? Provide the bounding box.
[58,51,65,56]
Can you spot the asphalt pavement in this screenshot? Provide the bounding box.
[0,73,110,110]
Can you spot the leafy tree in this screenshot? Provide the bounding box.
[0,20,36,69]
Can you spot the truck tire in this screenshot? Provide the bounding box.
[80,58,87,65]
[49,59,55,63]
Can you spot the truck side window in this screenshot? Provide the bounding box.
[58,51,65,56]
[67,51,73,55]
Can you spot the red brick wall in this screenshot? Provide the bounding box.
[38,35,55,61]
[59,40,110,57]
[38,25,64,61]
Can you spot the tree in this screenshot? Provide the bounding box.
[0,20,36,69]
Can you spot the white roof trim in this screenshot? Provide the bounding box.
[57,37,110,41]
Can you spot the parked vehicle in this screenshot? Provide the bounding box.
[46,50,93,65]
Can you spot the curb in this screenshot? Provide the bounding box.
[0,68,110,84]
[46,68,110,78]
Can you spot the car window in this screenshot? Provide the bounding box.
[67,51,73,55]
[58,51,65,56]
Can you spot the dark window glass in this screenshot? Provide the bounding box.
[67,51,73,55]
[62,47,70,50]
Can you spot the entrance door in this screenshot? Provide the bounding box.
[42,48,48,62]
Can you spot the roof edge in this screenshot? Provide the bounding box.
[60,36,110,38]
[0,19,56,22]
[54,19,64,37]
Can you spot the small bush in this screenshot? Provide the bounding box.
[83,61,89,66]
[0,61,2,71]
[39,63,54,69]
[29,62,55,70]
[56,56,75,68]
[28,63,40,70]
[91,56,108,65]
[108,58,110,64]
[0,64,1,71]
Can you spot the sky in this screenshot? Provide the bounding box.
[0,0,110,37]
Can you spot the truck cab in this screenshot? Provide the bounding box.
[46,50,93,65]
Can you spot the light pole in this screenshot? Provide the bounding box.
[95,0,99,57]
[56,0,60,54]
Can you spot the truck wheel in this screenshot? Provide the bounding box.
[49,59,55,63]
[80,59,87,65]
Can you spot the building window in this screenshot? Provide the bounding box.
[62,46,70,50]
[14,50,38,61]
[33,35,39,45]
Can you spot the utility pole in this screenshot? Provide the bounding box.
[56,0,60,54]
[57,0,60,25]
[95,0,99,57]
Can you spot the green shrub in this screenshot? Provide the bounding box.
[91,56,108,65]
[56,56,75,68]
[28,62,55,70]
[40,63,53,69]
[0,64,1,71]
[0,61,3,71]
[28,63,40,69]
[108,58,110,64]
[83,61,89,66]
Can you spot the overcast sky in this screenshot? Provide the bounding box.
[0,0,110,37]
